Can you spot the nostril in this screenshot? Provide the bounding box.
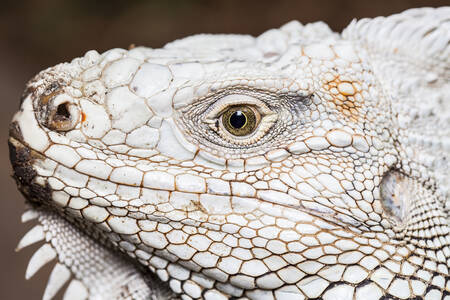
[40,94,80,132]
[55,103,71,122]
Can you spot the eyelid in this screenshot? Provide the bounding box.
[204,94,274,122]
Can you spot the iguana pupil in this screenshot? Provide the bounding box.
[223,105,256,136]
[229,111,246,128]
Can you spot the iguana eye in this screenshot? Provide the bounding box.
[205,94,278,145]
[221,105,259,136]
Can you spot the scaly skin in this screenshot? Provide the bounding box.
[9,7,450,300]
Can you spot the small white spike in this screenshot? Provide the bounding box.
[21,210,39,223]
[63,280,88,300]
[25,244,57,280]
[16,225,45,252]
[43,263,72,300]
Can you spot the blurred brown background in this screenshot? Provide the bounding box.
[0,0,445,299]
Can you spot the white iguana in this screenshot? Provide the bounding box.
[9,7,450,300]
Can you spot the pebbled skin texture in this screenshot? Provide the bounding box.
[9,7,450,300]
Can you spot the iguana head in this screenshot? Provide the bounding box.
[9,9,449,300]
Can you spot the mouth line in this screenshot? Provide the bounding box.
[9,136,52,206]
[8,136,363,230]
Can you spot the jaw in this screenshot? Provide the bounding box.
[8,131,361,298]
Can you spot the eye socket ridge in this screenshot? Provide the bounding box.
[204,94,278,145]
